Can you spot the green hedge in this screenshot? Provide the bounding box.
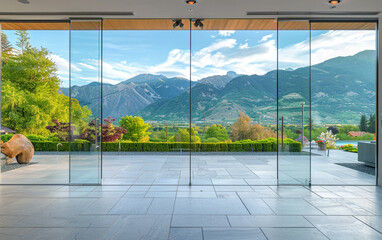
[12,138,301,152]
[101,140,299,152]
[31,141,91,151]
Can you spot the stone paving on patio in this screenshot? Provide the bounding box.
[0,184,382,239]
[0,150,375,185]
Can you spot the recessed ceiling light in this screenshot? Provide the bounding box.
[329,0,341,6]
[186,0,197,5]
[18,0,30,4]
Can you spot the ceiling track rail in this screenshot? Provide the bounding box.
[0,12,134,16]
[247,11,380,16]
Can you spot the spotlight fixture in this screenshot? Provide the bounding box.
[18,0,30,4]
[186,0,197,5]
[173,19,184,29]
[193,19,204,29]
[329,0,341,8]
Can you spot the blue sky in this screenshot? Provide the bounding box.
[5,28,376,87]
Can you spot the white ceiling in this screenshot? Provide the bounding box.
[0,0,381,20]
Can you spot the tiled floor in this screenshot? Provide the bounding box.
[1,185,382,239]
[0,149,375,185]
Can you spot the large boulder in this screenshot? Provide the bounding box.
[1,134,34,164]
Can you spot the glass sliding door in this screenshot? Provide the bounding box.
[190,19,278,185]
[69,19,102,184]
[0,21,70,184]
[101,19,191,185]
[277,20,311,185]
[310,21,377,185]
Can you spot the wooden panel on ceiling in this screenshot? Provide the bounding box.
[103,19,277,30]
[0,19,376,31]
[191,19,277,30]
[311,22,376,30]
[1,22,69,30]
[103,19,187,30]
[70,21,102,30]
[278,21,310,30]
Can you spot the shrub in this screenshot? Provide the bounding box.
[28,137,301,153]
[340,144,358,153]
[203,137,221,143]
[1,134,14,142]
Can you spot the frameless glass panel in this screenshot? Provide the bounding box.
[70,20,102,184]
[310,22,377,185]
[101,19,191,185]
[277,20,311,185]
[0,22,70,184]
[190,19,278,186]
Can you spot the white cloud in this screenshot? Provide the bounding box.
[70,29,376,85]
[239,43,249,49]
[78,63,97,70]
[50,54,81,73]
[259,34,273,42]
[218,30,235,37]
[279,30,376,69]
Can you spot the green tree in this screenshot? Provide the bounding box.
[169,127,200,142]
[368,113,376,133]
[1,32,12,55]
[15,30,31,53]
[359,114,367,132]
[230,111,276,141]
[119,116,150,142]
[338,125,359,134]
[205,124,229,141]
[1,31,91,135]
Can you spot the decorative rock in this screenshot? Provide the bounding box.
[1,134,34,164]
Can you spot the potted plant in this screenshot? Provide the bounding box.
[316,140,325,150]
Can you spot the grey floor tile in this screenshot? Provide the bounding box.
[240,199,274,215]
[176,191,217,198]
[66,215,117,227]
[214,186,253,192]
[262,228,329,240]
[237,190,280,198]
[306,216,382,240]
[123,191,147,198]
[177,186,215,192]
[145,191,177,198]
[85,191,125,198]
[306,199,373,215]
[356,216,382,233]
[173,198,249,215]
[216,192,239,198]
[103,215,171,240]
[203,228,266,240]
[21,228,74,240]
[171,215,230,227]
[82,198,121,215]
[263,198,323,215]
[92,186,130,192]
[0,228,31,240]
[169,228,202,240]
[228,215,313,228]
[108,198,153,214]
[64,228,108,240]
[147,198,175,214]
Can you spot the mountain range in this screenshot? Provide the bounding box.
[62,50,377,124]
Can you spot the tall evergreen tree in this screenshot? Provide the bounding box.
[15,30,31,53]
[359,114,367,132]
[1,29,91,135]
[368,113,376,133]
[1,32,12,55]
